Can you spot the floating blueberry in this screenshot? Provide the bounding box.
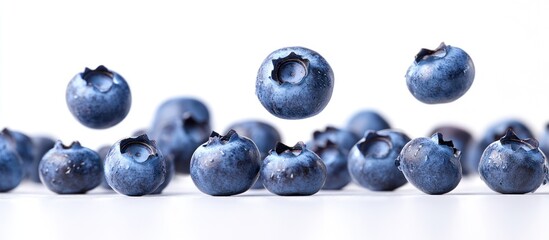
[348,130,410,191]
[0,131,24,192]
[261,142,326,196]
[345,110,391,138]
[225,120,281,189]
[39,141,102,194]
[405,42,475,104]
[190,130,261,196]
[256,46,334,119]
[66,65,131,129]
[396,133,462,194]
[479,129,548,194]
[104,135,166,196]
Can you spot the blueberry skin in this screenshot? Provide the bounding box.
[464,119,533,175]
[261,142,327,196]
[308,126,359,153]
[0,134,24,192]
[348,130,410,191]
[1,129,34,181]
[30,136,56,183]
[396,133,462,194]
[405,43,475,104]
[225,120,281,189]
[345,110,391,138]
[479,129,548,194]
[428,125,473,176]
[190,130,261,196]
[539,123,549,158]
[149,97,211,140]
[39,141,102,194]
[154,114,210,174]
[96,145,113,190]
[104,135,166,196]
[256,46,334,119]
[314,143,350,190]
[66,65,131,129]
[151,155,175,194]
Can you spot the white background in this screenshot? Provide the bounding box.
[1,1,549,240]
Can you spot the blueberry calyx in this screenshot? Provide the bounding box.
[53,140,83,150]
[0,128,17,147]
[271,52,310,84]
[181,112,210,142]
[273,141,305,156]
[310,139,338,153]
[431,133,460,156]
[414,42,448,63]
[500,128,539,150]
[207,130,239,145]
[359,131,393,159]
[120,134,158,162]
[81,65,115,92]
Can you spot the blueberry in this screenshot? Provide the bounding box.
[151,155,175,194]
[154,114,210,174]
[405,42,475,104]
[345,110,391,138]
[96,145,113,190]
[30,136,56,183]
[1,128,34,181]
[464,119,533,175]
[39,141,102,194]
[149,97,211,174]
[261,142,327,196]
[312,141,350,190]
[479,129,548,194]
[539,123,549,158]
[348,129,410,191]
[0,132,24,192]
[190,130,260,196]
[308,126,359,153]
[256,46,334,119]
[428,125,473,176]
[396,133,462,194]
[104,135,166,196]
[225,120,281,189]
[66,65,131,129]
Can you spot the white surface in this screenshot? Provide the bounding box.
[1,177,548,240]
[2,1,549,240]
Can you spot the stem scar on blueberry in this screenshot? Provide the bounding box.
[82,65,114,92]
[500,128,539,150]
[431,132,461,157]
[120,135,158,163]
[273,141,305,156]
[207,130,238,145]
[414,42,448,63]
[271,52,310,84]
[359,131,393,159]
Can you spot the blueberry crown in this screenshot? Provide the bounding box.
[431,132,460,156]
[181,112,209,142]
[358,131,393,159]
[271,52,310,84]
[415,42,448,63]
[273,141,305,156]
[54,140,82,150]
[500,128,539,150]
[120,134,158,157]
[208,129,238,145]
[82,65,114,79]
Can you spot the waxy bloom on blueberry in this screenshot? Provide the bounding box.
[39,141,102,194]
[66,65,132,129]
[405,42,475,104]
[479,129,548,194]
[261,142,327,196]
[0,130,24,192]
[256,46,334,119]
[190,130,261,196]
[104,135,166,196]
[396,133,462,194]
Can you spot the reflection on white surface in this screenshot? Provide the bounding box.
[1,176,547,240]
